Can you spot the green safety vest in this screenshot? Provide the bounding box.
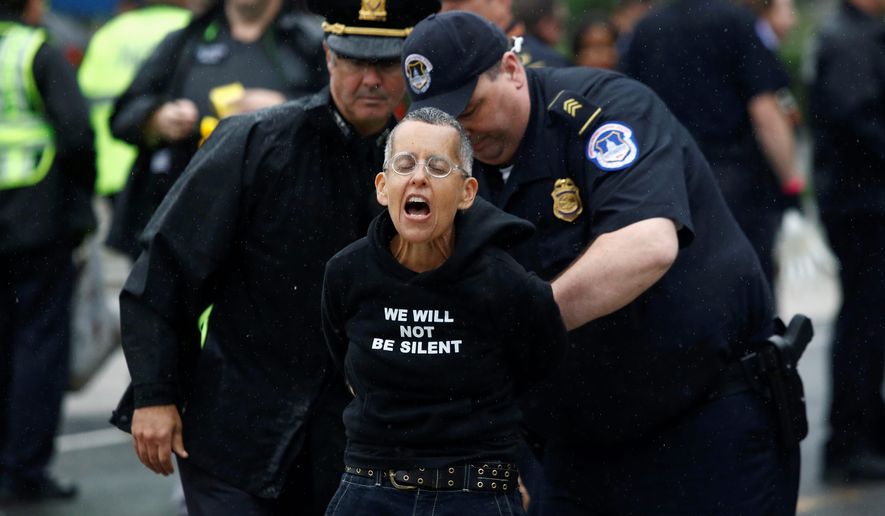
[78,5,190,196]
[0,21,55,191]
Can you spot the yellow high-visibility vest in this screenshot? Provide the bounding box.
[0,21,55,191]
[78,5,191,196]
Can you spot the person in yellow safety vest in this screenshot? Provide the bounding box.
[78,1,192,197]
[0,0,96,504]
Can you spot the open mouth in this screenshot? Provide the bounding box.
[404,195,431,218]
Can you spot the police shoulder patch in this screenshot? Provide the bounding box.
[547,90,603,137]
[587,122,639,172]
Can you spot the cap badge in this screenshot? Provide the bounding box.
[359,0,387,21]
[405,54,433,94]
[587,122,639,172]
[551,178,583,222]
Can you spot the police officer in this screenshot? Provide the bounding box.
[107,0,328,259]
[620,0,805,287]
[403,11,800,514]
[810,0,885,483]
[0,0,95,502]
[111,1,439,515]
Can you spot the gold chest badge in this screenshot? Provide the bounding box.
[551,178,583,222]
[359,0,387,21]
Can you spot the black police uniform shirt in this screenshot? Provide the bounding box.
[810,1,885,216]
[620,0,790,213]
[620,0,788,146]
[474,66,775,445]
[0,20,96,254]
[114,88,386,497]
[322,199,567,469]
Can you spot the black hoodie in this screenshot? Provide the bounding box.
[322,198,568,469]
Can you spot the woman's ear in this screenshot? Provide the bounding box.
[375,172,389,206]
[458,177,479,210]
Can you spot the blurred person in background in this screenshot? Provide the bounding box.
[0,0,96,503]
[610,0,654,56]
[741,0,802,126]
[743,0,797,49]
[442,0,570,67]
[513,0,567,47]
[621,0,806,288]
[810,0,885,484]
[78,0,192,200]
[110,1,440,514]
[571,12,618,69]
[106,0,327,260]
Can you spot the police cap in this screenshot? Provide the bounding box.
[402,11,509,117]
[308,0,440,61]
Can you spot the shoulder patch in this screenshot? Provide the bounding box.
[587,122,639,172]
[547,90,603,137]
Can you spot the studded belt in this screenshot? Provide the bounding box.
[344,463,516,493]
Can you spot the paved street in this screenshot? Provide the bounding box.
[4,229,885,516]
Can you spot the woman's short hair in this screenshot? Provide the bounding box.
[385,107,474,177]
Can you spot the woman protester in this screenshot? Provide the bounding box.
[321,107,568,515]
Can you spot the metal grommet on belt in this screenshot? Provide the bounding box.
[448,467,455,474]
[491,482,497,489]
[504,471,510,478]
[448,480,454,487]
[478,468,484,475]
[417,478,424,484]
[368,470,374,476]
[477,481,484,488]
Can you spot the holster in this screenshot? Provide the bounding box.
[740,315,814,448]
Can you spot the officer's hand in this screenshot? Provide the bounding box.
[131,404,189,476]
[232,88,286,114]
[146,99,199,144]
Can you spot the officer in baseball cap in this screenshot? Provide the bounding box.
[404,12,509,117]
[401,10,803,516]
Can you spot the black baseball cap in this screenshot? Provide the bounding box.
[307,0,440,61]
[402,11,509,116]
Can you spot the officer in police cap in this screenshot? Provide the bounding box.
[402,11,807,515]
[111,1,439,515]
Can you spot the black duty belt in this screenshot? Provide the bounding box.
[708,352,770,401]
[344,463,516,493]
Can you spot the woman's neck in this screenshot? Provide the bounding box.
[390,231,455,273]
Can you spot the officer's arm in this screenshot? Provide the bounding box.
[33,43,95,190]
[748,93,804,192]
[120,118,251,475]
[551,217,678,330]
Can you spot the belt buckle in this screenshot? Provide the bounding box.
[388,470,417,490]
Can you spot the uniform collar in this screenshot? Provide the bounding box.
[304,87,394,145]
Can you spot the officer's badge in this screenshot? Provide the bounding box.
[551,178,583,222]
[588,122,639,171]
[358,0,387,21]
[405,54,433,94]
